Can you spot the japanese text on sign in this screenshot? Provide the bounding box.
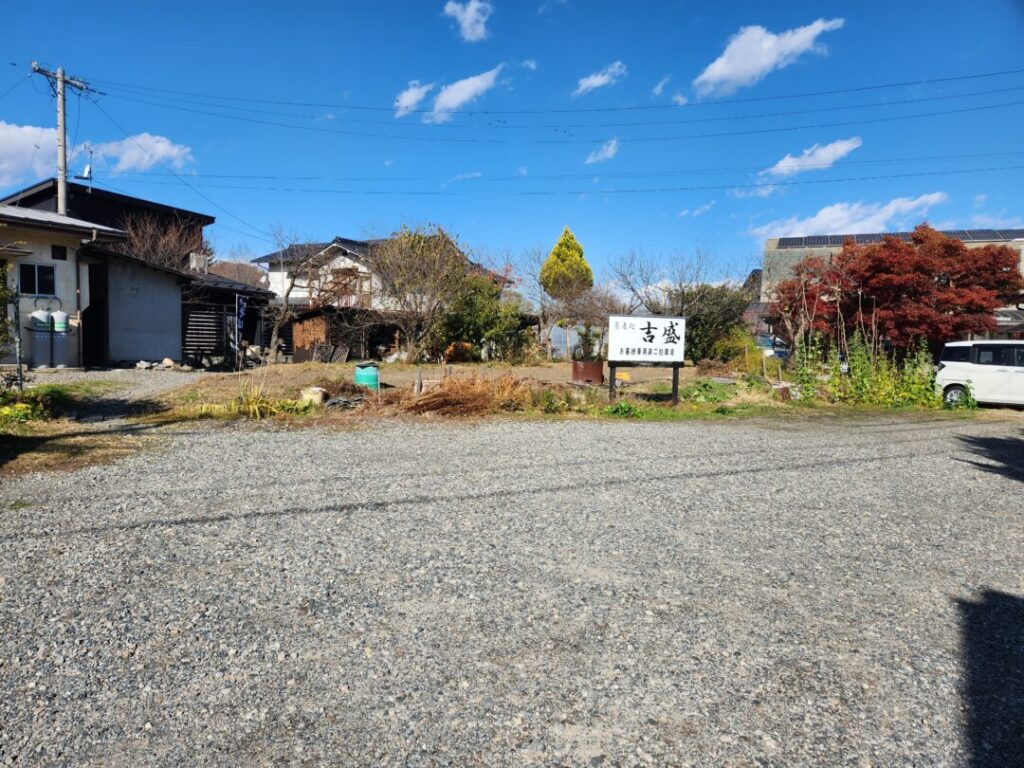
[607,315,686,363]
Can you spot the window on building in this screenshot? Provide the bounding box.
[51,245,67,261]
[18,263,56,296]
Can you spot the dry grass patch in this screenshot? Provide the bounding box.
[402,374,532,416]
[0,421,155,476]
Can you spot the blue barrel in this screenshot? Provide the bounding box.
[354,364,379,390]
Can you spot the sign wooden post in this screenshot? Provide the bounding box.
[606,315,686,405]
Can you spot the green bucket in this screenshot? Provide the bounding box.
[354,364,379,391]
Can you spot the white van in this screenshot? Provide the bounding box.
[936,340,1024,406]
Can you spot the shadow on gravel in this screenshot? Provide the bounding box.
[0,423,163,471]
[0,448,940,541]
[957,589,1024,767]
[65,396,168,421]
[956,431,1024,483]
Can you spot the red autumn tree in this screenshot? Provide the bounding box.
[771,225,1023,351]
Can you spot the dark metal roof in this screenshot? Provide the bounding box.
[775,229,1024,249]
[251,237,379,265]
[0,204,125,238]
[0,179,216,225]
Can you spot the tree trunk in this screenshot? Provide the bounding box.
[268,275,296,364]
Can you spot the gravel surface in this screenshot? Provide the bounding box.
[26,369,202,420]
[1,413,1023,766]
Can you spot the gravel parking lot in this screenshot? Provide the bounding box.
[2,413,1023,766]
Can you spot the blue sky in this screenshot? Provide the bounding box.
[2,0,1023,279]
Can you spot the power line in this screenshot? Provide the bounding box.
[105,149,1024,184]
[99,82,1024,130]
[104,163,1024,197]
[86,95,275,243]
[86,93,1024,145]
[0,73,30,103]
[88,66,1024,115]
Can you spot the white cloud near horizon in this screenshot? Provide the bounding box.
[394,80,435,117]
[426,65,504,123]
[443,0,493,41]
[750,192,948,239]
[93,133,195,173]
[694,18,844,97]
[671,92,688,106]
[0,122,195,185]
[0,121,58,186]
[678,200,715,218]
[652,76,670,96]
[971,212,1024,228]
[763,136,862,177]
[585,137,619,164]
[574,61,627,96]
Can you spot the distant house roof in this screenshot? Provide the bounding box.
[252,234,508,283]
[251,236,384,266]
[775,229,1024,249]
[0,179,216,226]
[0,204,126,238]
[190,271,275,299]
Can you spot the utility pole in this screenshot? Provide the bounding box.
[30,63,95,215]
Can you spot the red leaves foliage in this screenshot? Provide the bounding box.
[771,225,1023,349]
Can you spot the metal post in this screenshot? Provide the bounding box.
[608,363,616,400]
[671,364,680,405]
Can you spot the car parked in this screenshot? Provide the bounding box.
[754,334,791,361]
[935,340,1024,406]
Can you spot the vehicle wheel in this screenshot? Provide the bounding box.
[943,385,967,406]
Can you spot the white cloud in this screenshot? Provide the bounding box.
[694,18,844,97]
[585,137,619,165]
[652,76,670,97]
[0,121,57,186]
[443,171,483,188]
[443,0,493,42]
[973,193,988,208]
[763,136,862,177]
[383,158,394,167]
[971,212,1023,228]
[394,80,435,118]
[730,184,779,199]
[522,59,538,71]
[426,65,504,123]
[750,192,948,239]
[574,61,627,97]
[94,133,194,173]
[537,0,567,15]
[515,165,528,176]
[678,200,715,218]
[671,92,688,106]
[0,121,193,184]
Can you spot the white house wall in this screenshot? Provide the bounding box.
[1,226,89,366]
